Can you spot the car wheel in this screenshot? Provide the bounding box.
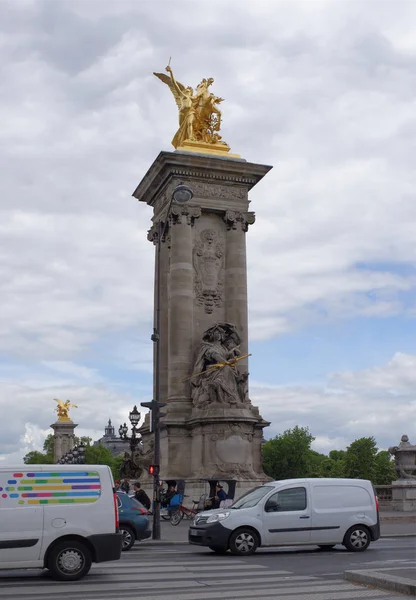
[209,546,228,554]
[47,540,92,581]
[229,528,259,556]
[170,509,183,526]
[343,525,370,552]
[120,525,136,551]
[318,544,336,550]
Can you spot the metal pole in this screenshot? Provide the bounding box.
[152,218,162,540]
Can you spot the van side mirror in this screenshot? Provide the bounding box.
[265,499,279,513]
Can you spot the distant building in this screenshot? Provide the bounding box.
[94,419,130,457]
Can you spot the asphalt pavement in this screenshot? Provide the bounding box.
[0,537,413,600]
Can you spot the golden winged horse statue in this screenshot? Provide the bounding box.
[54,398,78,422]
[154,64,236,156]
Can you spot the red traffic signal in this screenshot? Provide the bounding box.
[149,465,159,476]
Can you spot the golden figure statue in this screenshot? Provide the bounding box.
[54,398,78,422]
[153,64,239,157]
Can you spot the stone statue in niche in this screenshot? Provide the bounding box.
[193,229,224,314]
[191,322,250,407]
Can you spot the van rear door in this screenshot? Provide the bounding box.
[310,482,374,544]
[0,470,44,566]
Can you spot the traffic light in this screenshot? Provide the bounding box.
[149,465,159,476]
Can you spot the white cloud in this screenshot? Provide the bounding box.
[252,352,416,453]
[0,0,416,459]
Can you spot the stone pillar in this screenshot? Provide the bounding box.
[223,211,255,373]
[167,204,201,409]
[133,151,272,482]
[50,421,78,462]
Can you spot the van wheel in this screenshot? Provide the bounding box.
[229,528,259,556]
[318,544,336,550]
[343,526,370,552]
[47,541,92,581]
[120,525,135,551]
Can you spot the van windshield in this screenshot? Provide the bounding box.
[231,486,273,509]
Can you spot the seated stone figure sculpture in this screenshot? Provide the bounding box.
[191,322,250,407]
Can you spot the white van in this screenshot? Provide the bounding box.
[189,478,380,555]
[0,464,122,580]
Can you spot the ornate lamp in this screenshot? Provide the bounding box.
[172,185,193,204]
[129,405,141,428]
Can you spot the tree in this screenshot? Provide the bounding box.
[43,434,55,457]
[344,437,378,481]
[23,450,53,464]
[329,450,346,462]
[374,450,396,485]
[111,454,125,480]
[262,426,315,480]
[85,443,115,467]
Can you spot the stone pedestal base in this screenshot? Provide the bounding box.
[391,480,416,512]
[51,421,78,462]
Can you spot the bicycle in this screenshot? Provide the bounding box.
[170,494,213,525]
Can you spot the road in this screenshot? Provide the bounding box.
[0,538,413,599]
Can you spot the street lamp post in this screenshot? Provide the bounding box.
[118,406,142,455]
[146,184,193,541]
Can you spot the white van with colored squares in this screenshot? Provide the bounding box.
[0,464,122,580]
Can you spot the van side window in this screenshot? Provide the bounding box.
[265,487,307,512]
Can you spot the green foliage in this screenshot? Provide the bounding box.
[111,454,125,480]
[262,426,315,480]
[85,443,115,466]
[43,434,55,456]
[329,450,346,462]
[262,430,395,485]
[344,437,378,481]
[23,451,54,464]
[374,450,396,485]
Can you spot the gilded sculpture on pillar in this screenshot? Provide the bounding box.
[54,398,78,422]
[153,63,239,157]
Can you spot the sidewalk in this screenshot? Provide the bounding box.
[345,567,416,596]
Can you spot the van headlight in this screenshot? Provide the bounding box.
[207,511,230,524]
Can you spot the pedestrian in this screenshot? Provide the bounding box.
[120,478,130,494]
[114,480,121,491]
[133,482,151,510]
[214,483,227,508]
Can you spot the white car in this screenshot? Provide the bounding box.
[0,464,122,580]
[189,478,380,555]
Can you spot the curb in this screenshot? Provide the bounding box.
[381,517,416,524]
[140,534,416,546]
[381,533,416,538]
[344,569,416,596]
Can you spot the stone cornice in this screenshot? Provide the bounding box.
[133,151,272,207]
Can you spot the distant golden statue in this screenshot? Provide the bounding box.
[54,398,78,422]
[154,64,239,157]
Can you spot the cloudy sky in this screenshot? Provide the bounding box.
[1,0,416,462]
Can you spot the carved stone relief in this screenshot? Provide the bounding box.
[189,181,247,201]
[193,229,224,314]
[224,210,256,232]
[170,204,201,226]
[190,323,251,407]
